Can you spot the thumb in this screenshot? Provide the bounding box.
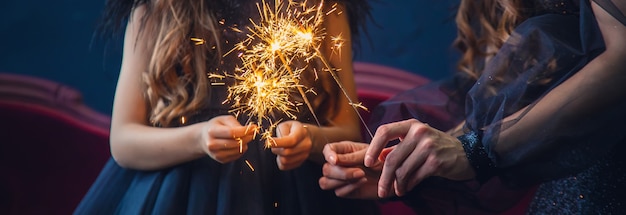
[276,121,294,138]
[231,124,258,138]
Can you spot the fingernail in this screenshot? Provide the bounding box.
[328,155,336,164]
[378,188,386,198]
[364,155,373,167]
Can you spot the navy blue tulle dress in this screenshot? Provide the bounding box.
[369,0,626,214]
[74,0,379,214]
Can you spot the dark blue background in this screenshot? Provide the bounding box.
[0,0,459,115]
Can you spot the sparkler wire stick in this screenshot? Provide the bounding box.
[312,47,374,139]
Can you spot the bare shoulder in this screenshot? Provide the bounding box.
[592,0,626,52]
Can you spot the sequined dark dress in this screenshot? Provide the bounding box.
[370,0,626,214]
[74,0,378,214]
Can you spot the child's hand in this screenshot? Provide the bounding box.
[270,121,313,170]
[319,141,388,199]
[201,115,256,163]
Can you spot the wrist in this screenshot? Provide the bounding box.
[303,124,325,163]
[191,122,209,157]
[458,131,497,184]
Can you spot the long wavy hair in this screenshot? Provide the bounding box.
[142,0,220,126]
[453,0,531,80]
[100,0,370,127]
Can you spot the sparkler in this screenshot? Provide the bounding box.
[197,0,372,149]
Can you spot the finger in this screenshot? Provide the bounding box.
[365,119,419,167]
[208,139,245,151]
[274,149,308,164]
[212,144,248,163]
[377,151,396,198]
[393,129,433,196]
[335,149,366,166]
[269,135,297,148]
[322,163,366,181]
[377,136,420,197]
[275,152,307,170]
[323,141,369,166]
[333,178,368,198]
[231,124,257,138]
[319,176,348,190]
[239,134,255,146]
[328,141,367,154]
[208,125,252,140]
[276,121,294,138]
[271,142,309,157]
[379,146,396,162]
[323,143,340,165]
[319,176,363,191]
[393,156,423,197]
[271,123,307,148]
[404,156,436,195]
[217,115,243,127]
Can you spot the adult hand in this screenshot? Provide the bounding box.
[270,120,313,170]
[201,115,257,163]
[319,141,391,199]
[364,119,475,197]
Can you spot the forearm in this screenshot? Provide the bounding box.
[110,122,205,170]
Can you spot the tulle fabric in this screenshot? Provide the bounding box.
[465,0,625,186]
[369,0,626,213]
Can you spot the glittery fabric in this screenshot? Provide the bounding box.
[535,0,580,15]
[528,147,626,214]
[458,131,496,184]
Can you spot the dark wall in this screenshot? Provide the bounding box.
[1,0,121,115]
[358,0,459,79]
[0,0,459,115]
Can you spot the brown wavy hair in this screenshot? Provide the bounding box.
[128,0,219,126]
[453,0,529,80]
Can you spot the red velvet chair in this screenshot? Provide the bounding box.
[0,73,111,215]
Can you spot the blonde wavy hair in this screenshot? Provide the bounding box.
[133,0,220,126]
[453,0,529,80]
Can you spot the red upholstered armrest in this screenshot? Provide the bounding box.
[353,62,429,126]
[0,73,111,215]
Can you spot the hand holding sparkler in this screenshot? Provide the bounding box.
[196,0,366,163]
[200,115,258,163]
[270,120,313,170]
[220,0,370,146]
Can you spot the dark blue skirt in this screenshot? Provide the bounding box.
[75,140,380,215]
